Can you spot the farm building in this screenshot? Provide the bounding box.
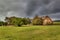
[42,16,53,25]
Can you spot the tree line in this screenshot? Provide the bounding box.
[0,15,53,26]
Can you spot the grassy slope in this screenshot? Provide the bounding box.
[0,25,60,40]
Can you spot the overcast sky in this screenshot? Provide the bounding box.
[0,0,60,21]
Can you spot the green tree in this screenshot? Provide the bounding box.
[5,16,23,26]
[32,15,43,25]
[22,18,31,25]
[0,21,5,26]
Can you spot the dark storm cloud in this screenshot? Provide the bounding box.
[25,0,60,20]
[0,0,60,21]
[26,0,60,15]
[0,0,28,21]
[26,0,50,16]
[49,13,60,20]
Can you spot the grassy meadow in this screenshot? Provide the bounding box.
[0,22,60,40]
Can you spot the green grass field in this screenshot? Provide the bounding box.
[53,22,60,25]
[0,25,60,40]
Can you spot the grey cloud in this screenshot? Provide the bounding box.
[0,0,60,21]
[49,13,60,20]
[26,0,60,15]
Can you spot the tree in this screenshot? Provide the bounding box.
[22,18,31,25]
[32,15,43,25]
[5,16,23,26]
[27,18,31,24]
[0,21,5,26]
[13,18,23,26]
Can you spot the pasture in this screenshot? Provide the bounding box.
[0,25,60,40]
